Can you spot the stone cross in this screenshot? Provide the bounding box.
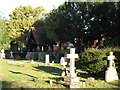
[45,54,49,63]
[67,48,78,77]
[107,52,115,67]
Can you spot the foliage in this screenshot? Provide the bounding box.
[0,16,10,49]
[1,60,64,88]
[76,47,120,78]
[45,2,120,47]
[45,2,91,42]
[7,6,46,47]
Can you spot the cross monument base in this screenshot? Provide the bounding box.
[105,67,119,82]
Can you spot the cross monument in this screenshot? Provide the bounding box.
[67,48,78,77]
[64,48,80,88]
[107,52,115,67]
[105,52,119,82]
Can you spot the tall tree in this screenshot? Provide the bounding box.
[45,2,94,42]
[88,2,120,46]
[8,6,46,47]
[45,2,120,48]
[0,16,10,49]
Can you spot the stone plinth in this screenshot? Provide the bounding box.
[64,74,80,88]
[105,67,119,82]
[26,52,46,60]
[38,52,46,60]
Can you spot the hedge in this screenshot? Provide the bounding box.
[76,48,120,78]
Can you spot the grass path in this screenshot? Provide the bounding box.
[1,59,120,88]
[1,59,65,88]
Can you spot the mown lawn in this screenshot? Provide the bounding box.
[0,59,120,88]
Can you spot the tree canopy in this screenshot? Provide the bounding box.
[45,2,120,47]
[7,6,46,47]
[0,16,10,49]
[5,2,120,49]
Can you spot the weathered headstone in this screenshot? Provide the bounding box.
[60,57,67,68]
[45,54,49,63]
[105,52,119,82]
[0,49,5,59]
[64,48,80,88]
[60,57,68,76]
[10,51,14,59]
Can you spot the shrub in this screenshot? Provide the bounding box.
[76,48,120,78]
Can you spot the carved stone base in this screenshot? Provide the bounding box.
[70,77,80,88]
[105,67,119,82]
[64,74,80,88]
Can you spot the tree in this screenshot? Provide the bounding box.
[45,2,120,48]
[8,6,46,47]
[0,16,10,49]
[45,2,95,43]
[87,2,120,46]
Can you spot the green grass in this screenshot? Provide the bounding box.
[0,59,120,88]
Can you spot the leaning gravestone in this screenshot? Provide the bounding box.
[60,57,68,76]
[105,52,119,82]
[45,54,50,63]
[60,57,67,68]
[64,48,80,88]
[0,49,5,59]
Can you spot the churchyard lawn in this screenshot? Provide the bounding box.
[1,59,120,88]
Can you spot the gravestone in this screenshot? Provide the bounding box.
[45,54,49,63]
[60,57,67,68]
[64,48,80,88]
[105,52,119,82]
[60,57,68,76]
[10,51,14,59]
[0,49,5,59]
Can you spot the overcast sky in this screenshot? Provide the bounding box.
[0,0,65,19]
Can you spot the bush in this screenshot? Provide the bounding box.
[76,48,120,78]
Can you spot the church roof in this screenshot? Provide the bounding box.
[25,27,51,45]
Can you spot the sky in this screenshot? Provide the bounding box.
[0,0,65,19]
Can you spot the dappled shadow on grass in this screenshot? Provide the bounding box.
[2,81,12,88]
[45,77,69,88]
[2,81,22,88]
[9,70,37,78]
[49,77,64,82]
[33,66,62,76]
[109,80,120,88]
